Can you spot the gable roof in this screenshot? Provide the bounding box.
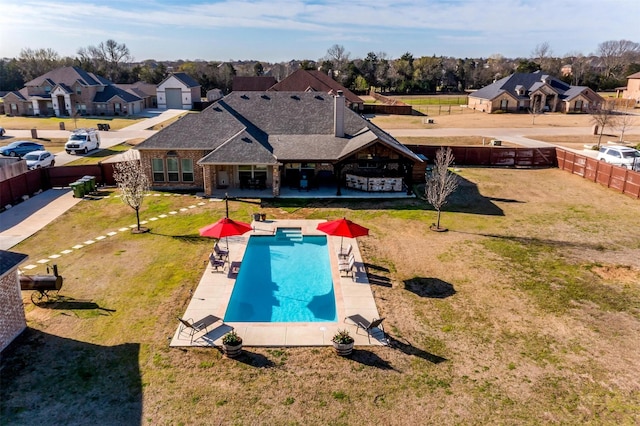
[0,250,28,277]
[137,91,420,165]
[232,76,277,91]
[268,69,363,106]
[627,71,640,79]
[25,66,111,88]
[160,72,200,88]
[93,85,142,103]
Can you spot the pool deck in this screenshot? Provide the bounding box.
[170,219,386,348]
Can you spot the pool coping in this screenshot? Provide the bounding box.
[170,219,386,348]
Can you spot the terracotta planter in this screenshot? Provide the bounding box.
[333,341,354,357]
[222,341,243,358]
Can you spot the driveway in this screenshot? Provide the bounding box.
[1,109,185,166]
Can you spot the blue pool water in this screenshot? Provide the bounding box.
[224,228,337,322]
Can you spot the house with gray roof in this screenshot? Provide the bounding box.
[1,66,145,117]
[468,71,603,114]
[157,72,201,110]
[135,91,422,197]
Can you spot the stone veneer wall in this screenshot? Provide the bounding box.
[0,270,26,352]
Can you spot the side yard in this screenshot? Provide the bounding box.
[1,168,639,425]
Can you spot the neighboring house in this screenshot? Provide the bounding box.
[1,66,145,117]
[157,72,201,110]
[135,91,422,197]
[468,71,603,113]
[232,76,277,92]
[0,250,28,352]
[117,81,158,109]
[621,71,640,106]
[268,69,364,111]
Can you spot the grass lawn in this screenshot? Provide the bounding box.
[0,116,145,131]
[2,168,639,424]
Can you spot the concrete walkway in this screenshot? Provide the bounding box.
[0,188,82,250]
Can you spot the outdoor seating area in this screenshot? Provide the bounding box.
[170,219,385,347]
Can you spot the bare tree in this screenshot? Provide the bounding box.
[597,39,640,80]
[589,100,620,149]
[113,152,150,233]
[532,41,553,72]
[615,102,636,143]
[425,148,459,231]
[78,39,131,81]
[17,47,61,81]
[528,96,544,125]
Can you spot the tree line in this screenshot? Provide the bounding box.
[1,39,639,96]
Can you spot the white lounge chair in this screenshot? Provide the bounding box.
[339,243,352,259]
[339,254,355,277]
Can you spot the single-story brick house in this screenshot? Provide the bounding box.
[135,91,422,197]
[1,66,145,117]
[0,250,28,352]
[157,72,201,110]
[468,71,603,113]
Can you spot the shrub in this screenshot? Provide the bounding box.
[332,329,354,344]
[222,330,242,346]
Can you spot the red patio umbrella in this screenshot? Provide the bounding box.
[316,217,369,252]
[199,217,253,250]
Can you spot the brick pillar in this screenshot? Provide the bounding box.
[203,166,213,197]
[0,272,27,352]
[272,165,281,197]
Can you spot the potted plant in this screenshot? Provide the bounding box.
[221,330,243,358]
[332,329,354,357]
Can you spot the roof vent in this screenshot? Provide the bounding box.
[290,95,300,100]
[241,94,249,99]
[261,94,270,100]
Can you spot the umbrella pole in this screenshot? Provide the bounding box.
[340,236,344,253]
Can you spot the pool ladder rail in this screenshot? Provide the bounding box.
[275,227,303,242]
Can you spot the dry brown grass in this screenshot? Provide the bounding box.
[370,111,596,129]
[2,168,640,425]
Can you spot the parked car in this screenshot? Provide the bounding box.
[0,126,5,136]
[597,146,640,170]
[24,150,55,169]
[0,141,45,157]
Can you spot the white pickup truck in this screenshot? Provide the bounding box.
[65,128,101,154]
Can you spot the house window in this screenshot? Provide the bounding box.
[114,103,121,112]
[167,158,179,182]
[500,99,508,110]
[152,159,165,182]
[357,153,377,169]
[575,100,583,111]
[76,87,82,95]
[10,103,17,112]
[181,159,194,182]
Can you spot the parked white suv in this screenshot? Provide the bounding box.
[65,128,100,154]
[24,150,55,169]
[597,146,640,171]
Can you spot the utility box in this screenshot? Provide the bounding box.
[59,122,65,130]
[31,128,38,138]
[490,139,502,146]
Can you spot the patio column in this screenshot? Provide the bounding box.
[405,161,414,195]
[203,166,213,196]
[272,165,281,197]
[334,163,343,196]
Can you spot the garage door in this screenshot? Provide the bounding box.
[165,88,182,109]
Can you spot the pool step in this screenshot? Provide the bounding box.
[276,228,303,242]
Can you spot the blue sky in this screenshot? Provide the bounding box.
[1,0,638,62]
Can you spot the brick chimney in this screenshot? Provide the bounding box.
[334,90,345,137]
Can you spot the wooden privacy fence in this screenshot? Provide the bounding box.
[1,163,116,208]
[406,145,558,181]
[556,148,640,198]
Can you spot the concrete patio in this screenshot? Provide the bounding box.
[169,219,386,348]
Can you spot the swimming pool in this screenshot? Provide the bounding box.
[224,228,337,322]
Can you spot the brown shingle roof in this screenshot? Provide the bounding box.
[268,69,363,109]
[232,76,277,91]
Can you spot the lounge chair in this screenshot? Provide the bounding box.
[214,242,229,260]
[177,317,210,344]
[338,254,355,277]
[345,314,386,343]
[209,253,226,272]
[338,243,352,259]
